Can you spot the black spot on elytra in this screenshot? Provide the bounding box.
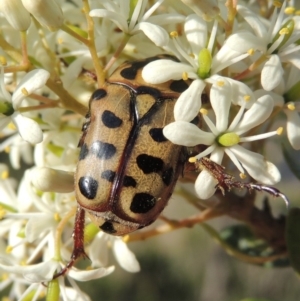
[130,193,156,213]
[120,57,161,80]
[90,141,116,159]
[136,154,164,174]
[102,110,123,128]
[162,167,174,186]
[136,86,161,98]
[78,176,98,199]
[91,89,107,100]
[79,143,89,160]
[100,221,117,234]
[123,175,137,187]
[101,170,116,182]
[169,80,189,93]
[149,128,167,142]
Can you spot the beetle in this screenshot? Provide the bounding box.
[56,55,289,277]
[57,55,192,275]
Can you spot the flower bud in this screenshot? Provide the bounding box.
[0,0,31,31]
[21,0,64,31]
[31,167,74,193]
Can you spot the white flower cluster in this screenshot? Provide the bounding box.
[0,0,298,300]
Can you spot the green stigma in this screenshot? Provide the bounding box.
[197,48,212,79]
[0,101,14,116]
[270,19,294,52]
[218,132,240,147]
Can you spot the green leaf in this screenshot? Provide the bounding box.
[240,299,273,301]
[209,224,289,267]
[286,207,300,275]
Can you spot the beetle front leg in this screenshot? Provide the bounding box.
[53,206,89,278]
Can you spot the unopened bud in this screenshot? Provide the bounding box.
[21,0,64,31]
[31,167,74,193]
[0,0,31,31]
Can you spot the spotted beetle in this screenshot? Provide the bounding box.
[55,56,191,275]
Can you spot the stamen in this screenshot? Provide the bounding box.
[0,206,6,219]
[216,80,225,87]
[170,31,178,38]
[1,170,8,179]
[182,72,189,80]
[123,235,130,242]
[243,95,251,102]
[287,103,295,110]
[188,157,197,163]
[240,173,247,179]
[279,28,289,35]
[6,245,13,254]
[285,6,295,14]
[21,87,29,96]
[277,127,283,135]
[273,1,282,8]
[0,56,7,66]
[54,212,61,222]
[247,48,254,55]
[200,108,208,115]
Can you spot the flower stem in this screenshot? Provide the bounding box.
[54,206,77,261]
[82,0,106,87]
[104,34,131,72]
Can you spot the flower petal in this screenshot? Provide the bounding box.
[230,145,281,184]
[226,78,256,108]
[184,14,207,54]
[163,121,214,146]
[235,95,273,135]
[285,108,300,150]
[261,55,284,91]
[210,77,231,131]
[13,113,43,144]
[12,69,50,109]
[142,60,194,84]
[132,22,169,47]
[89,9,128,32]
[174,79,205,121]
[195,149,224,199]
[25,213,55,242]
[112,239,140,273]
[237,4,267,38]
[195,170,217,200]
[254,89,284,107]
[68,266,115,282]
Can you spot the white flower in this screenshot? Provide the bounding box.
[90,0,184,47]
[142,14,255,123]
[237,1,300,91]
[256,65,300,150]
[89,232,140,273]
[0,67,50,144]
[163,78,281,199]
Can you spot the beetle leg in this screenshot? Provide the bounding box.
[53,206,89,278]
